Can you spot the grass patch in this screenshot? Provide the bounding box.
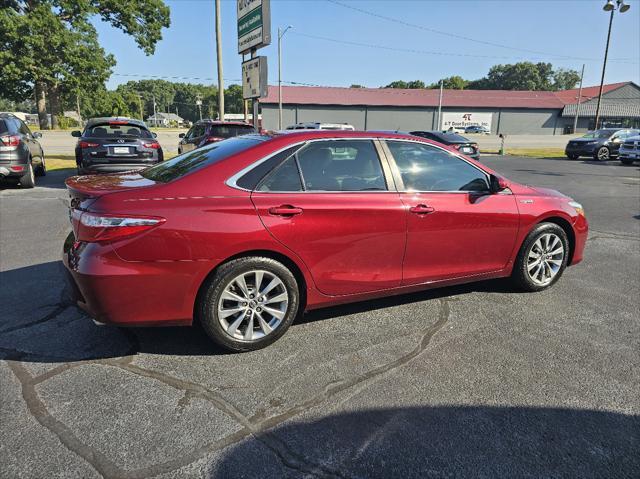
[46,155,76,172]
[480,148,566,158]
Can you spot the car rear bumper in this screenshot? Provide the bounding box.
[62,232,207,326]
[0,151,29,177]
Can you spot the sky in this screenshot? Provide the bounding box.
[98,0,640,91]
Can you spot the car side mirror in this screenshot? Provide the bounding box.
[490,174,509,193]
[178,133,185,138]
[71,130,81,137]
[32,131,42,138]
[152,132,158,138]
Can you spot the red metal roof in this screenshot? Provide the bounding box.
[261,82,631,109]
[552,81,628,103]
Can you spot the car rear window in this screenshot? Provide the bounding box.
[209,124,256,138]
[141,136,264,183]
[86,123,153,139]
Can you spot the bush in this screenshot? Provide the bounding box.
[57,116,80,129]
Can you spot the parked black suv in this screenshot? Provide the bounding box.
[0,113,45,188]
[565,128,639,161]
[72,117,163,174]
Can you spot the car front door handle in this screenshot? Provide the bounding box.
[409,204,435,215]
[268,205,303,217]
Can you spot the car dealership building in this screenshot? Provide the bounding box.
[260,81,639,135]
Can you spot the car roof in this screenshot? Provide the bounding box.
[260,130,438,144]
[196,120,254,126]
[85,117,148,128]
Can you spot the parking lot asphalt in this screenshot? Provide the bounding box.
[1,156,638,478]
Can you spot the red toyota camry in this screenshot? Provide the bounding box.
[63,131,588,352]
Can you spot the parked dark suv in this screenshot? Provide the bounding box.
[410,130,480,161]
[72,117,163,174]
[565,128,639,161]
[178,120,257,154]
[0,112,45,188]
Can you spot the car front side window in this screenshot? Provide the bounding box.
[386,140,489,192]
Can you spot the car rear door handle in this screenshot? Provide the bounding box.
[409,204,435,215]
[268,205,303,216]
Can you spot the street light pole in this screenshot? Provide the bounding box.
[594,0,630,130]
[278,26,292,130]
[215,0,224,121]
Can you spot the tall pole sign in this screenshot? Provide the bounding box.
[238,0,270,129]
[237,0,271,54]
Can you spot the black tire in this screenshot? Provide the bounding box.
[35,156,46,176]
[594,146,610,161]
[20,161,35,188]
[197,257,300,352]
[566,154,579,160]
[511,222,569,292]
[620,158,634,166]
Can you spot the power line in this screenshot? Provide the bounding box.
[112,73,323,87]
[325,0,638,64]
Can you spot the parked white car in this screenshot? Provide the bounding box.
[285,122,355,131]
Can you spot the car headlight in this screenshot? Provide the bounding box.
[568,200,584,216]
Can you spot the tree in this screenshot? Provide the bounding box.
[0,1,170,128]
[383,80,426,89]
[428,76,469,90]
[553,68,581,91]
[350,84,365,89]
[224,85,244,115]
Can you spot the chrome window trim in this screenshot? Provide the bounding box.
[226,137,394,194]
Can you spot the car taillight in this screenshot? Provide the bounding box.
[79,141,99,148]
[204,136,224,144]
[0,134,20,147]
[142,141,160,149]
[77,212,165,243]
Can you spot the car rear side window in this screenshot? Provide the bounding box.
[86,123,153,139]
[387,141,489,192]
[257,157,303,192]
[295,140,387,191]
[141,136,263,183]
[0,120,8,134]
[236,145,303,190]
[209,125,256,138]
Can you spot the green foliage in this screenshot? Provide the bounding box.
[384,80,426,89]
[552,69,582,91]
[350,84,365,89]
[57,115,80,129]
[428,76,469,90]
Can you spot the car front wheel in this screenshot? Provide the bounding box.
[595,146,610,161]
[511,223,569,292]
[566,154,579,160]
[197,257,300,352]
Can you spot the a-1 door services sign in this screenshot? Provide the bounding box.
[242,56,268,99]
[237,0,271,54]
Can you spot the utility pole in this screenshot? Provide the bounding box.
[215,0,224,121]
[437,80,443,130]
[196,95,203,121]
[152,94,157,127]
[573,64,585,134]
[278,26,292,130]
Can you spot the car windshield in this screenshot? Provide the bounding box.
[581,130,614,139]
[209,124,256,138]
[86,123,153,139]
[141,136,263,183]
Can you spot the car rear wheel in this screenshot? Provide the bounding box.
[197,257,300,352]
[20,162,35,188]
[35,156,46,176]
[511,223,569,292]
[595,146,610,161]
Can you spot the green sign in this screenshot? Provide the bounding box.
[238,7,262,37]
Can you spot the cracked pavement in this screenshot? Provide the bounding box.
[1,156,639,478]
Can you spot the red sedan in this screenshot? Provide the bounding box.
[63,131,588,352]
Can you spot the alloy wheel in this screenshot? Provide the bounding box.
[597,147,610,161]
[526,233,565,286]
[217,270,289,341]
